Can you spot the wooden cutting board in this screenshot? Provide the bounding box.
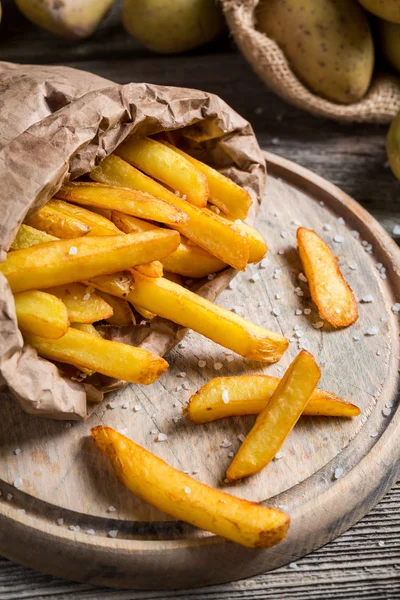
[0,151,399,590]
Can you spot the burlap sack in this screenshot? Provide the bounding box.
[222,0,400,124]
[0,61,265,420]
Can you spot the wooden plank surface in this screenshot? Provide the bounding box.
[0,2,400,595]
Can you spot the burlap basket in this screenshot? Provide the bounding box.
[221,0,400,124]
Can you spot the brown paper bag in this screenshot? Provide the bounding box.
[0,61,266,420]
[222,0,400,124]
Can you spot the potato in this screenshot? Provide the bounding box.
[387,111,400,179]
[91,155,250,270]
[25,327,168,384]
[215,211,268,264]
[57,182,188,226]
[92,426,289,548]
[358,0,400,23]
[112,211,226,277]
[122,270,288,362]
[48,199,121,236]
[10,225,57,250]
[122,0,224,54]
[297,227,358,327]
[15,0,114,39]
[95,290,136,327]
[0,230,180,293]
[186,375,360,423]
[25,204,91,238]
[14,290,69,339]
[160,141,252,219]
[380,19,400,73]
[71,322,102,337]
[256,0,374,104]
[226,351,321,481]
[46,283,114,324]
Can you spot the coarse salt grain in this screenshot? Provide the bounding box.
[273,269,282,279]
[227,279,237,290]
[17,509,25,515]
[182,382,190,391]
[376,349,382,356]
[133,405,142,412]
[378,540,385,547]
[222,390,229,404]
[228,451,234,458]
[121,401,130,409]
[272,308,281,317]
[351,230,360,239]
[108,530,118,538]
[333,467,344,480]
[274,452,285,460]
[288,562,298,569]
[275,293,283,300]
[278,504,289,511]
[107,401,117,410]
[173,401,179,407]
[298,272,307,282]
[214,362,223,371]
[392,224,400,237]
[68,246,77,255]
[249,273,260,283]
[370,432,379,438]
[304,308,311,315]
[177,372,186,378]
[278,249,285,255]
[360,295,374,303]
[150,429,157,435]
[323,224,332,231]
[353,334,360,341]
[157,433,168,442]
[6,493,12,501]
[259,257,268,269]
[348,263,358,270]
[319,201,325,206]
[13,477,22,489]
[381,273,387,280]
[292,220,301,226]
[175,386,182,393]
[107,506,117,513]
[280,231,288,239]
[226,355,234,363]
[258,301,264,307]
[333,235,344,243]
[231,306,242,314]
[299,339,310,350]
[392,303,400,313]
[337,217,345,225]
[295,309,303,315]
[14,448,21,456]
[178,341,187,349]
[198,360,206,368]
[57,518,64,526]
[184,486,191,495]
[382,407,391,417]
[238,434,246,443]
[221,439,232,448]
[86,529,95,536]
[365,327,379,336]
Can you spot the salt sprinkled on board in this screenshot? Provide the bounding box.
[351,230,360,239]
[198,360,206,368]
[333,235,344,244]
[182,382,190,391]
[228,451,234,458]
[353,334,361,341]
[288,562,298,569]
[278,504,289,511]
[121,401,130,409]
[157,433,168,442]
[56,518,64,526]
[13,477,22,489]
[259,258,268,269]
[382,407,391,417]
[378,540,385,547]
[14,448,21,456]
[68,246,77,255]
[348,262,358,270]
[133,405,142,412]
[313,321,324,329]
[177,372,186,378]
[249,272,260,283]
[337,217,345,225]
[274,451,285,460]
[295,309,303,316]
[272,308,281,317]
[333,467,344,480]
[175,385,182,392]
[226,355,235,363]
[214,362,223,371]
[275,293,283,300]
[86,529,95,536]
[360,295,374,303]
[6,494,13,501]
[323,224,332,231]
[108,530,118,538]
[280,231,288,239]
[392,224,400,237]
[365,327,379,336]
[391,303,400,313]
[238,434,246,443]
[304,308,311,315]
[107,506,117,513]
[227,279,237,290]
[221,439,232,448]
[370,432,379,438]
[298,273,307,282]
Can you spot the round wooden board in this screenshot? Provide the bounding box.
[0,151,399,590]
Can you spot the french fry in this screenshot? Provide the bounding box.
[46,283,114,324]
[71,322,102,337]
[91,155,249,270]
[122,270,288,362]
[216,211,268,264]
[134,261,164,278]
[186,375,360,424]
[1,230,180,293]
[10,224,57,250]
[87,272,134,298]
[226,351,321,481]
[57,182,188,226]
[115,136,209,208]
[112,211,226,277]
[24,327,168,384]
[92,426,289,549]
[25,204,91,238]
[95,290,136,327]
[297,227,358,327]
[161,141,252,220]
[14,290,69,339]
[48,199,121,236]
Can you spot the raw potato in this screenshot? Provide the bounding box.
[15,0,114,39]
[161,141,252,219]
[48,199,121,236]
[0,230,180,293]
[14,290,69,339]
[24,328,168,384]
[25,204,91,238]
[96,290,136,326]
[387,111,400,179]
[112,212,226,277]
[124,270,288,362]
[186,375,360,423]
[92,426,289,548]
[91,155,250,270]
[227,351,321,481]
[115,137,209,207]
[10,225,57,250]
[297,227,358,327]
[57,182,188,226]
[46,283,114,324]
[358,0,400,23]
[122,0,224,54]
[256,0,374,104]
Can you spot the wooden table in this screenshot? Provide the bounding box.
[0,2,399,597]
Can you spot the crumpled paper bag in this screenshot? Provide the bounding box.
[0,61,266,420]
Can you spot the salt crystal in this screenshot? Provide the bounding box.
[117,428,128,436]
[273,269,282,279]
[107,506,117,513]
[177,372,186,378]
[391,303,400,313]
[108,530,118,538]
[226,355,235,363]
[348,263,358,270]
[227,279,237,290]
[280,231,288,239]
[272,308,281,317]
[182,382,190,391]
[178,341,187,349]
[353,334,361,341]
[304,308,311,315]
[275,293,283,300]
[333,235,344,243]
[392,224,400,237]
[360,295,374,304]
[386,402,393,408]
[274,452,285,460]
[258,301,264,307]
[121,401,130,409]
[298,338,310,350]
[323,224,332,231]
[86,529,95,536]
[376,349,382,356]
[175,384,182,392]
[370,432,379,438]
[382,407,391,417]
[259,257,268,269]
[381,273,387,280]
[68,246,78,255]
[319,201,325,206]
[376,263,383,270]
[107,401,117,410]
[289,337,296,342]
[150,429,157,435]
[278,504,289,511]
[14,448,21,456]
[298,272,307,282]
[57,518,64,526]
[198,360,206,368]
[337,217,345,225]
[380,267,386,273]
[173,401,179,408]
[222,390,230,404]
[295,309,303,316]
[365,327,379,336]
[214,362,223,371]
[294,330,304,338]
[133,405,142,412]
[6,494,12,501]
[173,416,182,423]
[157,433,168,442]
[231,306,242,314]
[13,477,22,489]
[238,434,246,443]
[184,486,191,495]
[313,321,324,329]
[288,562,298,569]
[83,293,90,301]
[333,467,344,480]
[378,540,385,547]
[221,439,232,448]
[228,451,234,458]
[17,509,25,515]
[271,137,280,145]
[292,220,301,226]
[249,272,260,283]
[362,240,368,247]
[351,230,360,239]
[278,249,285,255]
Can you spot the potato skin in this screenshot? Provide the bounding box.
[379,20,400,73]
[256,0,374,104]
[358,0,400,24]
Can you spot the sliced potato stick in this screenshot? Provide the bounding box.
[226,351,321,481]
[91,155,249,270]
[24,327,168,384]
[92,426,289,549]
[88,272,134,298]
[297,227,358,327]
[134,261,163,278]
[134,305,156,321]
[10,224,57,250]
[112,211,226,277]
[71,322,102,337]
[48,199,121,236]
[186,375,360,423]
[216,211,267,264]
[57,182,188,226]
[96,290,136,327]
[14,290,69,339]
[25,204,90,238]
[115,136,209,207]
[124,270,288,362]
[46,283,113,324]
[161,141,252,219]
[1,230,180,293]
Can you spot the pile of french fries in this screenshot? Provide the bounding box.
[1,132,361,550]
